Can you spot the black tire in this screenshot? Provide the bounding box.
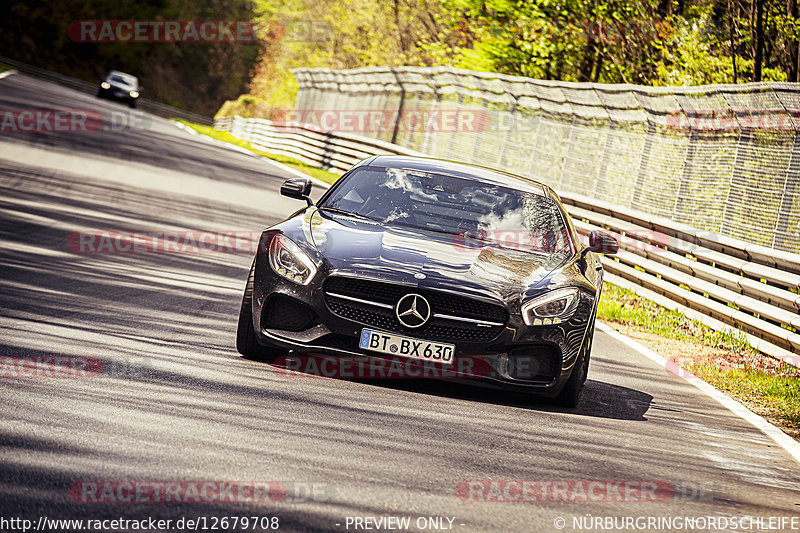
[236,261,284,361]
[129,100,136,109]
[581,315,596,384]
[553,350,586,408]
[554,316,595,408]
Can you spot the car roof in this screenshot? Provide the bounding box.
[109,71,137,81]
[367,155,547,196]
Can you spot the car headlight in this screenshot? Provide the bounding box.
[522,287,580,326]
[129,91,139,98]
[101,82,110,89]
[268,234,317,285]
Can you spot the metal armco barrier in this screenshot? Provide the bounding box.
[216,113,800,368]
[216,115,423,173]
[563,194,800,368]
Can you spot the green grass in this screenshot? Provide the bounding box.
[598,283,755,353]
[173,119,341,185]
[689,367,800,431]
[0,64,12,74]
[598,283,800,438]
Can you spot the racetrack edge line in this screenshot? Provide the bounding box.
[597,321,800,464]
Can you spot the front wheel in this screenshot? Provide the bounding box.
[553,350,586,408]
[236,261,285,362]
[553,318,595,408]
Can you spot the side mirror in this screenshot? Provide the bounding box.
[280,177,313,205]
[582,230,618,257]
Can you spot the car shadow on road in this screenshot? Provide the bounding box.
[360,379,650,421]
[266,357,653,421]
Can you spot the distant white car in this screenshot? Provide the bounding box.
[97,70,140,108]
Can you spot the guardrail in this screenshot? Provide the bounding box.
[563,196,800,368]
[0,56,213,126]
[216,114,800,368]
[216,115,423,173]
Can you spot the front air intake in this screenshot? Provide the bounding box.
[261,295,316,332]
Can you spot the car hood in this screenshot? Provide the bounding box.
[297,208,566,304]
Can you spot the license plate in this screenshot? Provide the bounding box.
[359,329,454,365]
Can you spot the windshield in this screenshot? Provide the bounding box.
[320,166,574,255]
[108,73,137,88]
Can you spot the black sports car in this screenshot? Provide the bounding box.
[97,70,140,108]
[237,156,618,406]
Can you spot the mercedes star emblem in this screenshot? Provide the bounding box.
[395,293,431,328]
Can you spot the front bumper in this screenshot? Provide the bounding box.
[251,254,594,397]
[99,87,137,103]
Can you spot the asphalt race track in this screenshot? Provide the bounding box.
[1,73,799,532]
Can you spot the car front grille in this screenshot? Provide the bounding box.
[323,276,507,343]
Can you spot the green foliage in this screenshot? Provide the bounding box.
[653,6,787,85]
[0,0,263,115]
[224,0,800,117]
[430,0,796,84]
[227,0,472,118]
[6,0,796,114]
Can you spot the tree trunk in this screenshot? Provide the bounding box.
[790,0,800,81]
[579,40,597,82]
[754,0,764,81]
[593,55,604,82]
[730,0,738,82]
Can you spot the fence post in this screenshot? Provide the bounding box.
[390,69,405,146]
[631,121,657,209]
[719,129,747,236]
[773,134,800,250]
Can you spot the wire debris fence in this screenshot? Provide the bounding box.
[292,66,800,253]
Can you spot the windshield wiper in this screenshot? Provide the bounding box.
[319,207,379,222]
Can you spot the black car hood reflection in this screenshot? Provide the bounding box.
[303,208,565,303]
